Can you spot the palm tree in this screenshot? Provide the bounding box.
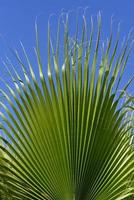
[0,12,134,200]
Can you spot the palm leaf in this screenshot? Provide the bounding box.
[0,12,134,200]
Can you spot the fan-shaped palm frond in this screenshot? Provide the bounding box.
[0,12,134,200]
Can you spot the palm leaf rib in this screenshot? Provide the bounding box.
[0,12,134,200]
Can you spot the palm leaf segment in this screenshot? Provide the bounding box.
[0,12,134,200]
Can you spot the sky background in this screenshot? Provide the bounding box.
[0,0,133,94]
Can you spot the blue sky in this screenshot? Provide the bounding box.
[0,0,133,93]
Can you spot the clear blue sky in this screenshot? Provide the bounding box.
[0,0,133,93]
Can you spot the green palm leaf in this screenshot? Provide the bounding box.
[0,12,134,200]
